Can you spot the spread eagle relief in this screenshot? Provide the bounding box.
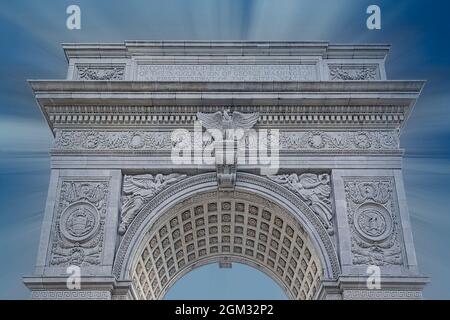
[197,109,260,131]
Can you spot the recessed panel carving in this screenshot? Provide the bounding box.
[50,180,110,267]
[344,178,404,266]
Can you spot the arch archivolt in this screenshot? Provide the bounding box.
[113,173,340,300]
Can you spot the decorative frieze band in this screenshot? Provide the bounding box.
[54,130,172,151]
[280,131,399,151]
[31,290,111,300]
[342,290,422,300]
[53,130,400,152]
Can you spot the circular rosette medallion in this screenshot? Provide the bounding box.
[354,203,393,242]
[60,202,100,242]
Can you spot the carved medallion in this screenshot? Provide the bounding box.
[130,134,145,149]
[60,202,100,242]
[307,132,326,149]
[354,203,393,242]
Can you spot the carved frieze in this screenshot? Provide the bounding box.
[76,65,125,80]
[329,65,379,80]
[279,131,399,151]
[268,173,334,235]
[344,178,403,266]
[119,174,187,234]
[53,130,399,152]
[50,180,110,266]
[54,130,172,151]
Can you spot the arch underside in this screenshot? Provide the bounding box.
[130,189,324,300]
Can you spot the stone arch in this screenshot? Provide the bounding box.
[113,173,340,300]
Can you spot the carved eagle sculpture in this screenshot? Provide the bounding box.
[196,110,260,130]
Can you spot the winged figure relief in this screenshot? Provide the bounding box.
[119,173,187,234]
[196,110,260,131]
[269,173,334,235]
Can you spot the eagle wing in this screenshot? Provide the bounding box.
[196,111,224,130]
[232,111,260,130]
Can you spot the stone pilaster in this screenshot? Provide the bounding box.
[24,169,122,299]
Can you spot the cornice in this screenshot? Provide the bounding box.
[29,80,424,93]
[44,108,406,130]
[62,41,390,60]
[28,80,423,132]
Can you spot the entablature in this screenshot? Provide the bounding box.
[29,81,424,133]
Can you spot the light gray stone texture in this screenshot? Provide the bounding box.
[24,41,427,300]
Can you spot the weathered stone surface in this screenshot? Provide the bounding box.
[24,41,427,300]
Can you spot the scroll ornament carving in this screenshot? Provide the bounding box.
[268,173,334,235]
[51,181,109,266]
[345,179,403,266]
[119,174,187,234]
[54,130,172,151]
[279,131,399,151]
[54,130,399,152]
[77,66,125,80]
[329,65,378,80]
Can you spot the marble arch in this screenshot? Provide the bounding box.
[115,173,339,300]
[24,41,428,300]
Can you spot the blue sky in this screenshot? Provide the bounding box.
[0,0,449,299]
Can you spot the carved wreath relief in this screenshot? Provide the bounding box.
[344,178,403,266]
[50,180,109,266]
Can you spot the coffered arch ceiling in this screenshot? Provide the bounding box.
[128,188,326,300]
